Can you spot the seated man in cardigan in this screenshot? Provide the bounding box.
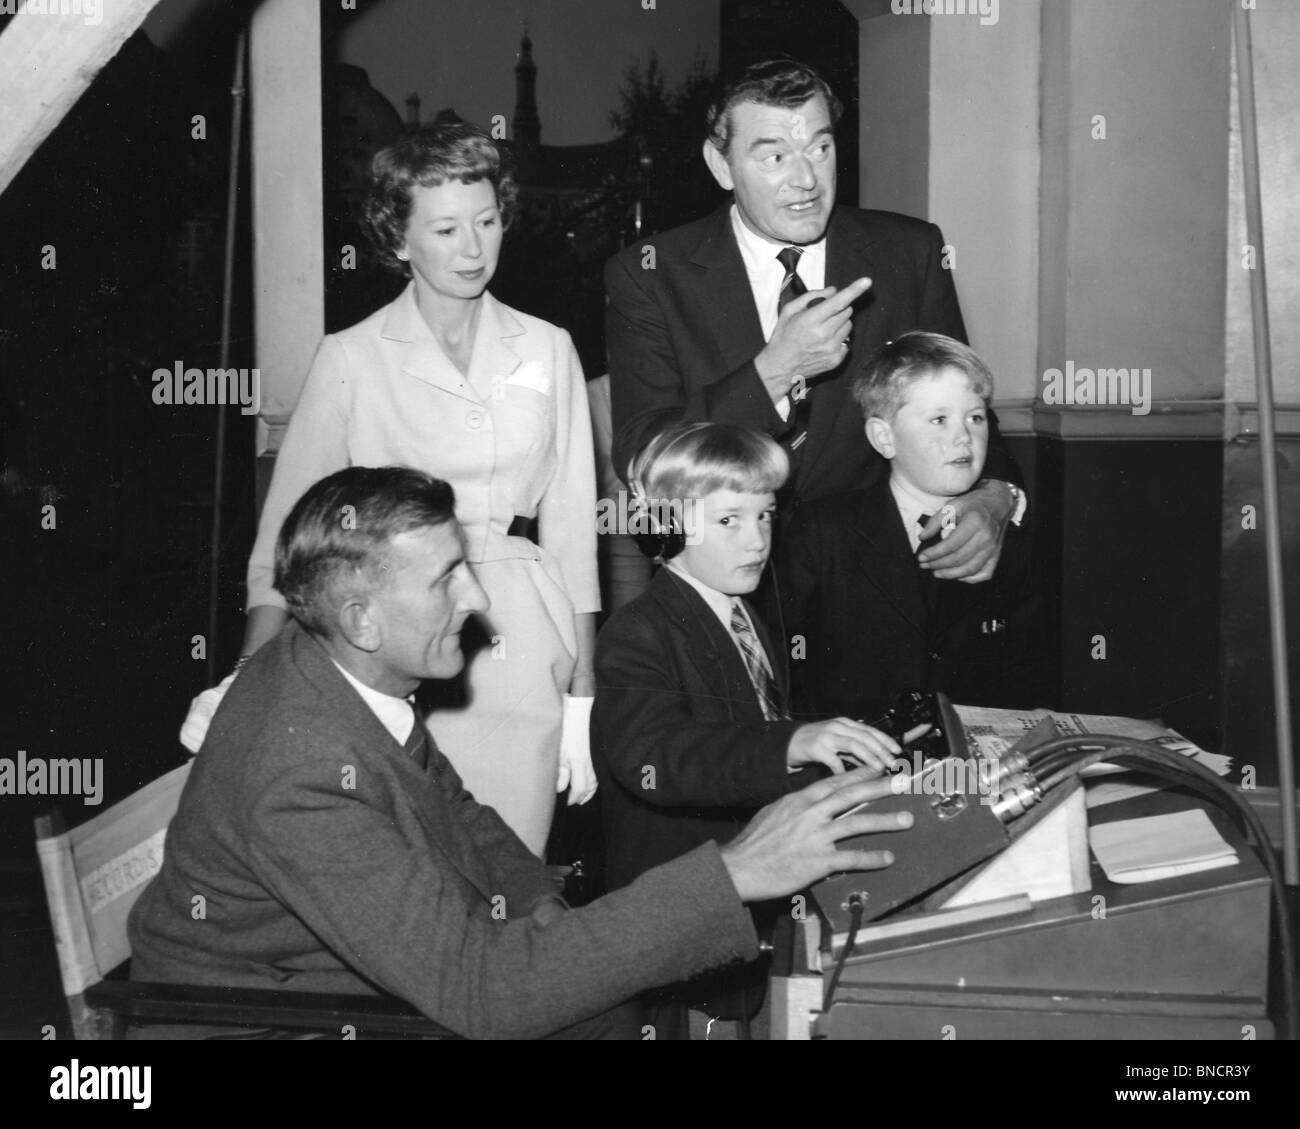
[127,465,911,1039]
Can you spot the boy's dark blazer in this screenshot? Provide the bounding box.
[592,567,810,892]
[779,479,1054,723]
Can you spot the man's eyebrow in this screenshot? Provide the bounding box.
[795,125,835,146]
[747,124,833,152]
[432,555,464,583]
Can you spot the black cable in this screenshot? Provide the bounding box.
[822,894,865,1014]
[1094,748,1296,1042]
[1025,741,1072,766]
[1037,749,1112,794]
[1026,739,1156,781]
[1030,743,1115,775]
[1013,735,1297,1040]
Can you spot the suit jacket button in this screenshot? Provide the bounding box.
[465,409,484,430]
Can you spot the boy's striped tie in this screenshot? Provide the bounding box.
[731,600,781,722]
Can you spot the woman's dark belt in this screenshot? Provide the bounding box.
[507,515,538,544]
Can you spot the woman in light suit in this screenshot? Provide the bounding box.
[236,123,599,855]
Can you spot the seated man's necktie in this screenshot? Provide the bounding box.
[776,246,810,454]
[403,704,429,770]
[731,600,782,722]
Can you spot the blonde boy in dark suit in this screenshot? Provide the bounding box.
[593,422,904,1037]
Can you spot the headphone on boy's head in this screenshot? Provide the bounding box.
[628,475,687,562]
[628,423,719,563]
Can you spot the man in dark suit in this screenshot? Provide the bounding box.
[128,466,910,1039]
[605,58,1023,583]
[780,334,1054,723]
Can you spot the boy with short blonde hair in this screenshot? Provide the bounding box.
[593,421,904,1037]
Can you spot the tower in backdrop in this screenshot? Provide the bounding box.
[513,25,542,180]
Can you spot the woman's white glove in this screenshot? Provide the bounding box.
[179,671,236,755]
[556,694,597,805]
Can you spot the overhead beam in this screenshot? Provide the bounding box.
[0,0,164,196]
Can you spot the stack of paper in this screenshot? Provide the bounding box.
[1088,809,1238,884]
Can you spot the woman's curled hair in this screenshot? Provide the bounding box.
[363,120,519,275]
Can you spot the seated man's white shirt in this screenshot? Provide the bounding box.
[331,659,417,745]
[730,204,827,422]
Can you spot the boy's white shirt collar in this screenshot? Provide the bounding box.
[331,658,417,746]
[889,475,958,555]
[666,562,774,678]
[886,462,1027,554]
[666,562,735,629]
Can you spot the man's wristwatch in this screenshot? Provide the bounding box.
[1005,482,1027,526]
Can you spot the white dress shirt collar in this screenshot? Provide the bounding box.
[331,659,417,746]
[666,564,774,678]
[729,204,827,342]
[889,475,956,555]
[666,562,734,630]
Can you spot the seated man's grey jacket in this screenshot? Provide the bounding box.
[128,621,757,1039]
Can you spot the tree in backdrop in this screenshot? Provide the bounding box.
[493,52,725,374]
[608,50,723,237]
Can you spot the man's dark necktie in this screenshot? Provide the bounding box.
[403,711,429,771]
[777,245,807,311]
[731,600,782,722]
[776,246,810,456]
